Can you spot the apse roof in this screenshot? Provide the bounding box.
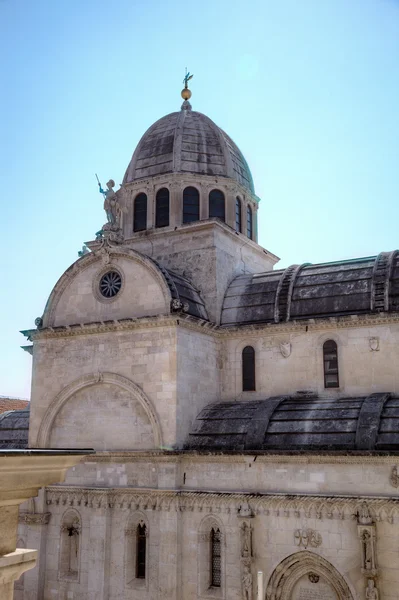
[221,250,399,326]
[0,406,29,449]
[186,393,399,453]
[123,107,255,193]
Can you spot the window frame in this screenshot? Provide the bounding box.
[323,339,339,388]
[136,523,147,579]
[235,197,242,233]
[242,346,256,392]
[183,186,200,224]
[155,187,170,228]
[209,189,225,222]
[246,204,253,239]
[133,192,147,232]
[210,527,222,588]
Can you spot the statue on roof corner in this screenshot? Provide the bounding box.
[95,174,125,244]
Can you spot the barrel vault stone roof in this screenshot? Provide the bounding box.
[123,108,255,193]
[0,406,30,449]
[185,394,399,453]
[221,250,399,326]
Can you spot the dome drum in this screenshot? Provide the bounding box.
[121,172,259,242]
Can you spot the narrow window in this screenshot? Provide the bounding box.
[59,512,81,581]
[210,528,221,588]
[246,205,253,239]
[242,346,255,391]
[183,186,200,223]
[323,340,339,388]
[133,193,147,232]
[235,197,242,233]
[155,188,169,228]
[136,523,147,579]
[209,189,225,222]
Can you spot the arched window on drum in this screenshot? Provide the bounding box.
[155,188,170,228]
[235,197,242,233]
[246,205,253,239]
[183,186,200,223]
[209,189,225,222]
[133,193,147,232]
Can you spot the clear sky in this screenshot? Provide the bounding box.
[1,0,398,398]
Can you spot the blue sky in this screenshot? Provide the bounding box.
[1,0,398,398]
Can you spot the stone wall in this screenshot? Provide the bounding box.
[222,321,399,399]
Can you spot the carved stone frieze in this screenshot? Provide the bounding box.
[18,512,51,525]
[44,486,399,524]
[294,528,322,548]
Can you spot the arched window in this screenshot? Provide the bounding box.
[133,193,147,232]
[246,205,253,239]
[136,523,147,579]
[155,188,169,228]
[209,189,225,222]
[183,186,200,223]
[125,515,148,588]
[210,528,221,588]
[323,340,339,388]
[59,510,81,581]
[242,346,255,391]
[235,197,242,233]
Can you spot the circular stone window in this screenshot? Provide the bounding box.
[99,270,122,298]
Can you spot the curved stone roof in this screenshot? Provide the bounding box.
[185,393,399,453]
[123,108,255,193]
[221,251,399,326]
[0,406,29,449]
[155,262,208,321]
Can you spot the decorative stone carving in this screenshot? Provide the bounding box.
[170,299,189,313]
[18,512,51,525]
[241,562,253,600]
[358,502,373,525]
[279,342,292,358]
[240,521,252,558]
[238,502,253,518]
[34,317,43,328]
[294,529,322,549]
[389,466,399,488]
[366,579,379,600]
[369,337,380,351]
[308,573,320,583]
[358,526,377,576]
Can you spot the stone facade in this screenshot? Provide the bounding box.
[14,96,399,599]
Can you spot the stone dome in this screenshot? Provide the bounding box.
[123,105,255,193]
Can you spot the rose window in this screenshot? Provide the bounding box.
[99,271,122,298]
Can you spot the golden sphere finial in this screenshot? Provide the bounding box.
[181,88,192,100]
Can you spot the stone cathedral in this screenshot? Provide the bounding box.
[3,82,399,600]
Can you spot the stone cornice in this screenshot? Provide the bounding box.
[45,486,399,523]
[79,450,399,465]
[21,310,399,342]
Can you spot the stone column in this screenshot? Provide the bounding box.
[170,182,182,228]
[146,184,155,230]
[158,508,179,599]
[200,184,209,220]
[225,185,237,230]
[87,504,112,600]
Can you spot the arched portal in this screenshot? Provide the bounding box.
[266,552,353,600]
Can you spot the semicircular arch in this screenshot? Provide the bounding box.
[35,372,163,449]
[42,248,173,327]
